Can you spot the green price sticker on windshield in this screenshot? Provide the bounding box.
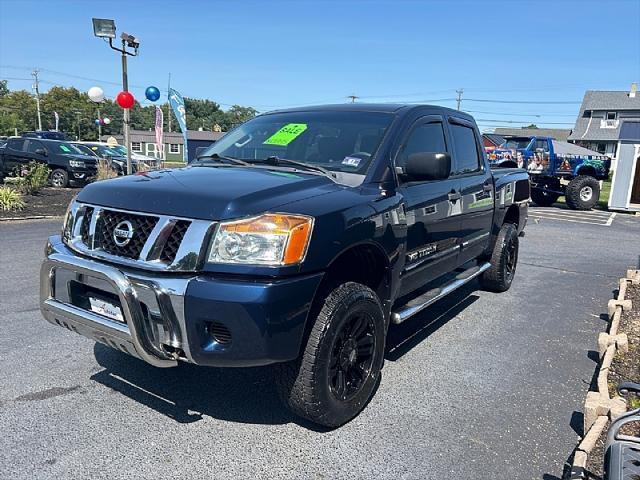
[263,123,308,146]
[60,145,71,152]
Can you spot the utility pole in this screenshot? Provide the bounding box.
[167,72,172,133]
[348,95,358,103]
[456,88,463,111]
[120,42,133,175]
[74,110,82,140]
[32,69,42,131]
[97,107,102,141]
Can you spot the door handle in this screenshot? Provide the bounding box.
[448,191,461,202]
[483,183,493,192]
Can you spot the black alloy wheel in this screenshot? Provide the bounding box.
[329,311,376,401]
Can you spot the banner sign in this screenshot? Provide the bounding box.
[54,111,59,131]
[168,88,188,162]
[155,106,164,159]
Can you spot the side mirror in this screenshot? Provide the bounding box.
[35,148,47,156]
[404,152,451,181]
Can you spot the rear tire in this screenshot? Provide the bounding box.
[50,169,69,188]
[480,223,519,293]
[565,175,599,210]
[275,282,386,428]
[530,188,559,207]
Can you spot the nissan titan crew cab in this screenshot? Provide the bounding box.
[40,104,530,427]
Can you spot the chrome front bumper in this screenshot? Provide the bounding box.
[40,236,190,368]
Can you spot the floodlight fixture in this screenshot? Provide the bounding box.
[92,18,116,39]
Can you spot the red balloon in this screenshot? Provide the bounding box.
[116,91,135,109]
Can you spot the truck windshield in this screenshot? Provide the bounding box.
[198,110,394,175]
[501,137,532,149]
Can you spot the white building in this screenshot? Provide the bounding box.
[568,83,640,169]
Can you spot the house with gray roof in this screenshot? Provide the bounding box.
[568,83,640,167]
[493,127,572,141]
[102,129,226,163]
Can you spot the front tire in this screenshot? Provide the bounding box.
[50,169,69,188]
[565,175,599,210]
[276,282,386,428]
[480,223,519,293]
[530,188,559,207]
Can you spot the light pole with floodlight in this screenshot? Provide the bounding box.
[92,18,139,175]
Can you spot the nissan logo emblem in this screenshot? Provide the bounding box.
[113,220,134,247]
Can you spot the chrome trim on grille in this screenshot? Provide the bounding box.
[64,200,215,272]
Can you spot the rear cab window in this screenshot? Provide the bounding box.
[448,120,482,175]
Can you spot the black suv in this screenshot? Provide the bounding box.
[22,130,69,141]
[0,137,97,187]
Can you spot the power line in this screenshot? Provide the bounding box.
[463,109,578,117]
[474,118,574,125]
[465,97,582,105]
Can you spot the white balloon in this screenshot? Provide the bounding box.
[88,86,105,103]
[103,117,111,125]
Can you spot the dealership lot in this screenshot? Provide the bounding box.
[529,206,618,226]
[1,213,639,479]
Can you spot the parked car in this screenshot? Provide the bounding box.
[487,135,610,209]
[87,143,160,168]
[110,144,160,167]
[22,130,69,141]
[40,104,529,427]
[0,137,96,187]
[73,142,130,175]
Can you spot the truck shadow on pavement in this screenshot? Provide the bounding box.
[91,344,299,427]
[386,283,480,361]
[89,283,481,429]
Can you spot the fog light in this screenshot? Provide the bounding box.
[207,322,232,345]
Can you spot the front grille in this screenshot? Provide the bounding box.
[160,220,190,263]
[80,207,94,245]
[97,210,158,259]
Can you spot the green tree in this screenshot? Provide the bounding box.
[0,89,37,135]
[0,80,9,99]
[0,83,257,138]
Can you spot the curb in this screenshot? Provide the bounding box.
[569,269,638,479]
[0,215,63,222]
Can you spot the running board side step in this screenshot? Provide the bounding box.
[390,262,491,324]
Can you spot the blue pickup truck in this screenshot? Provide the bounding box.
[487,136,610,210]
[40,104,529,427]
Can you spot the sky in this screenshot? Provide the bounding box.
[1,0,639,132]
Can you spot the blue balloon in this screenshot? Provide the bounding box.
[145,86,161,102]
[95,119,101,125]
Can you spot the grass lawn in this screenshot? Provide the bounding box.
[162,161,187,168]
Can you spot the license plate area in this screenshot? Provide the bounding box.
[88,296,124,322]
[68,280,125,323]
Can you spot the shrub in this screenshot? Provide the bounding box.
[0,186,26,212]
[96,159,118,181]
[14,161,50,194]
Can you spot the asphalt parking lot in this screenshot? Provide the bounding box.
[2,207,639,479]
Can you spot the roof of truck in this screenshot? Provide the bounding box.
[265,103,467,117]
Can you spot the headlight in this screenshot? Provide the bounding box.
[69,160,85,168]
[208,214,314,266]
[61,200,76,242]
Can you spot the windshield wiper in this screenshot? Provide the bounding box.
[256,156,336,178]
[195,152,249,166]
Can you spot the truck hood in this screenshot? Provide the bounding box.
[76,165,340,221]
